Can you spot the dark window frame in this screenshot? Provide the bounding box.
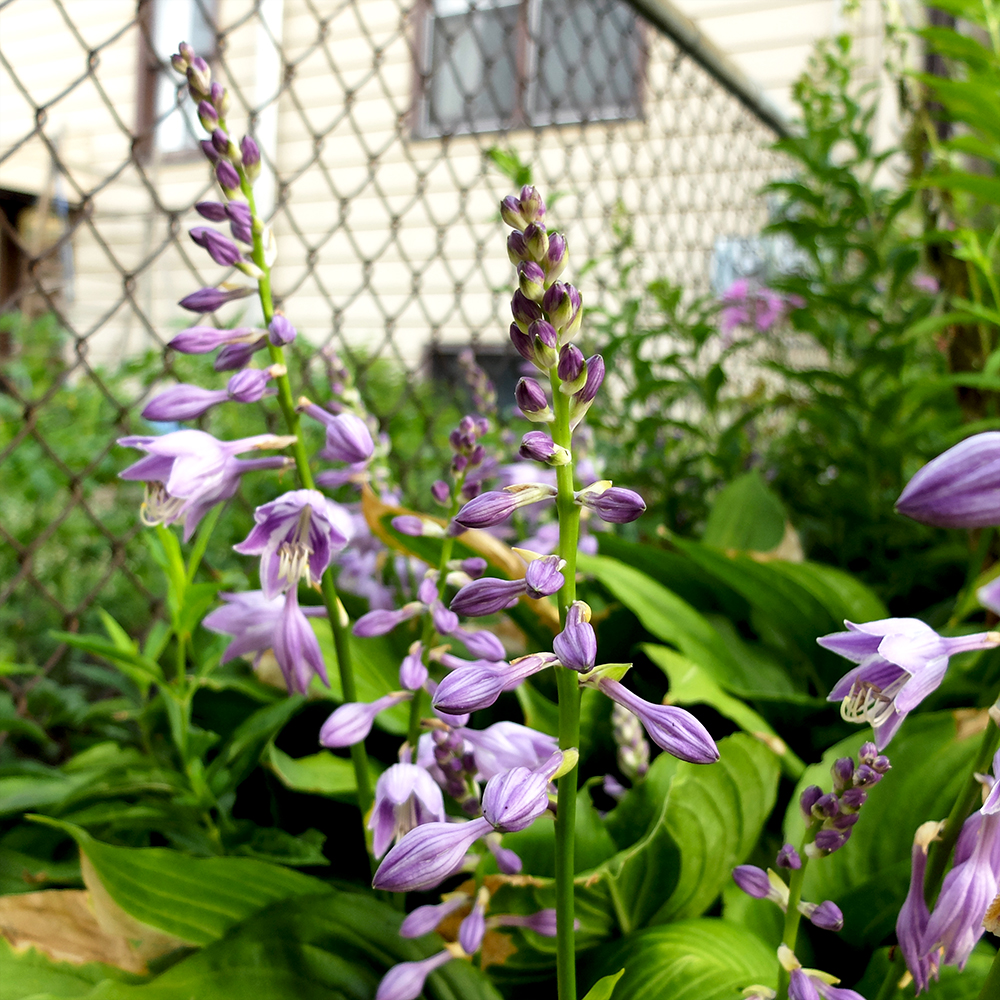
[410,0,646,139]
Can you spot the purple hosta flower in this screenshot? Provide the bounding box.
[575,483,646,524]
[399,642,427,691]
[273,587,329,693]
[215,337,268,371]
[142,384,229,422]
[369,762,446,857]
[375,950,455,1000]
[897,820,945,994]
[190,226,243,267]
[553,601,597,673]
[820,618,1000,749]
[612,703,650,781]
[719,278,787,335]
[481,752,563,832]
[432,653,558,714]
[921,759,1000,970]
[319,691,412,748]
[234,489,353,599]
[459,887,490,954]
[178,285,253,313]
[454,483,557,529]
[268,314,296,346]
[596,678,719,764]
[353,601,425,638]
[490,909,562,937]
[119,430,295,541]
[779,947,866,1000]
[168,325,259,354]
[896,433,1000,529]
[461,721,559,780]
[449,555,564,617]
[776,844,802,870]
[399,894,470,938]
[301,403,376,464]
[373,816,493,891]
[203,590,326,667]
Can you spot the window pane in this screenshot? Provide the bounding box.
[427,1,520,134]
[532,0,639,125]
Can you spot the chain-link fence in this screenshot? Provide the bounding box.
[0,0,786,679]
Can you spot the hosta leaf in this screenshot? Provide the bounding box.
[264,743,381,800]
[585,918,776,1000]
[28,819,326,946]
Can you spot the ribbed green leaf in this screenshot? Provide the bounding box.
[586,919,776,1000]
[29,819,327,946]
[264,743,381,800]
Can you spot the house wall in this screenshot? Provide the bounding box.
[0,0,904,371]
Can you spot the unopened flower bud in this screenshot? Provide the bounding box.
[178,285,253,314]
[524,222,549,262]
[859,742,878,764]
[171,51,189,74]
[542,281,582,335]
[215,337,266,370]
[575,485,646,524]
[515,378,552,422]
[227,367,272,403]
[195,200,227,222]
[776,844,801,870]
[518,185,545,224]
[832,757,854,791]
[511,290,543,333]
[209,81,229,114]
[569,355,605,429]
[840,787,867,812]
[799,785,822,819]
[523,555,565,598]
[501,195,527,230]
[798,900,843,932]
[200,139,219,163]
[543,232,568,283]
[216,160,241,195]
[461,557,487,579]
[198,100,219,131]
[190,227,242,267]
[853,764,882,788]
[871,755,891,774]
[211,127,230,155]
[557,344,586,393]
[241,135,261,181]
[813,828,848,854]
[518,260,546,302]
[187,56,211,96]
[431,480,451,505]
[519,431,570,466]
[507,230,530,264]
[812,792,839,820]
[268,314,296,346]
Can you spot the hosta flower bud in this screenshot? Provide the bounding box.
[519,185,545,222]
[840,787,867,812]
[459,890,488,955]
[523,555,565,598]
[200,139,219,163]
[569,355,605,428]
[482,757,559,831]
[187,56,211,96]
[776,844,802,870]
[557,344,586,393]
[215,337,267,371]
[431,599,459,636]
[226,201,252,227]
[268,314,296,346]
[241,135,261,181]
[515,378,553,422]
[190,227,242,267]
[353,602,424,638]
[319,691,411,747]
[142,384,227,422]
[831,757,854,791]
[197,100,218,131]
[501,195,527,230]
[195,200,227,222]
[542,281,582,336]
[168,325,254,354]
[209,81,229,114]
[519,431,570,466]
[431,480,451,505]
[524,222,549,261]
[813,828,848,853]
[798,900,844,932]
[511,289,543,333]
[211,127,230,155]
[530,319,559,350]
[454,483,557,529]
[812,793,839,820]
[399,895,468,938]
[171,51,189,74]
[507,230,530,264]
[216,160,241,195]
[373,818,492,892]
[576,485,646,524]
[553,614,597,672]
[542,232,568,283]
[461,557,487,579]
[178,285,253,313]
[450,577,524,617]
[518,261,546,302]
[227,367,273,403]
[399,643,428,691]
[732,865,783,902]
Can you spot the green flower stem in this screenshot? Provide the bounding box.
[549,373,580,1000]
[239,175,373,819]
[776,859,809,1000]
[977,945,1000,1000]
[925,714,1000,904]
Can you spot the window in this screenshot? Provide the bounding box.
[415,0,642,137]
[137,0,216,160]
